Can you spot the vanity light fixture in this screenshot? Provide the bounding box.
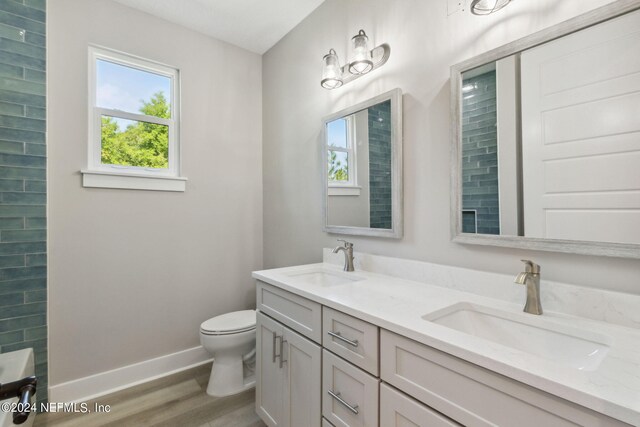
[321,49,344,89]
[320,29,390,90]
[470,0,512,15]
[349,30,373,74]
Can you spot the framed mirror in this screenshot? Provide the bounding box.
[451,2,640,259]
[323,88,403,238]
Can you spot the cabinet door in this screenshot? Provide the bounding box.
[256,312,285,427]
[283,326,322,427]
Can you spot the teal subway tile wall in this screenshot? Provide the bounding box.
[461,71,499,235]
[368,100,392,229]
[0,0,47,403]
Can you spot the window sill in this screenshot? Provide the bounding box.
[81,170,187,192]
[328,186,361,196]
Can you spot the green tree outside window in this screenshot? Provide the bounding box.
[328,151,349,181]
[101,92,170,169]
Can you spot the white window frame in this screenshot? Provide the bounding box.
[82,45,187,191]
[327,115,359,195]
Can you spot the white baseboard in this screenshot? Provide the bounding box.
[49,346,212,403]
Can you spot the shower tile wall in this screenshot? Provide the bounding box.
[0,0,47,403]
[368,101,392,229]
[461,71,499,235]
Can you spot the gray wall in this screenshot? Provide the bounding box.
[0,0,47,403]
[48,0,262,385]
[263,0,640,295]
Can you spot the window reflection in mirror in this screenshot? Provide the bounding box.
[327,117,353,185]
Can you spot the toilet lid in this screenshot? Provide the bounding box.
[200,310,256,334]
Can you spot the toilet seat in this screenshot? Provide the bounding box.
[200,310,256,336]
[200,326,255,336]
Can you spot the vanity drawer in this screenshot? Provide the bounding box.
[257,281,322,343]
[322,349,379,427]
[322,418,335,427]
[322,307,379,376]
[380,330,631,427]
[380,383,461,427]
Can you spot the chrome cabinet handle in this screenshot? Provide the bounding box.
[327,390,359,414]
[328,331,359,347]
[279,338,287,369]
[272,331,278,363]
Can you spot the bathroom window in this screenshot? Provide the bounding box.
[83,46,186,191]
[327,116,358,194]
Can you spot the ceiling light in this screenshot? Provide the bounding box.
[470,0,512,15]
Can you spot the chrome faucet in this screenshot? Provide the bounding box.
[514,260,543,315]
[332,239,355,272]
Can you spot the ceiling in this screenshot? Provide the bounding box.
[113,0,325,54]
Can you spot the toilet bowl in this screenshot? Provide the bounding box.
[199,310,256,397]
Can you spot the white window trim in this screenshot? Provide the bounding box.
[327,115,358,189]
[83,45,187,191]
[328,186,362,196]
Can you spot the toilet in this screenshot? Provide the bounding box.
[199,309,257,397]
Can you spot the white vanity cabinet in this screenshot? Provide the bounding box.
[256,281,382,427]
[255,280,633,427]
[256,311,321,427]
[380,330,630,427]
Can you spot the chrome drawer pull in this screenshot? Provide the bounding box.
[327,390,359,414]
[328,331,359,347]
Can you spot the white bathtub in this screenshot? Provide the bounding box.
[0,349,35,427]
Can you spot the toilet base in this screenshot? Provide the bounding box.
[206,355,256,397]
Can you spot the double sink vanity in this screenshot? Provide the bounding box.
[252,252,640,427]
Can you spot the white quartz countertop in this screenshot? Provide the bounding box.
[253,263,640,426]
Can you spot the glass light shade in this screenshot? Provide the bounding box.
[348,30,373,75]
[321,49,343,89]
[470,0,512,15]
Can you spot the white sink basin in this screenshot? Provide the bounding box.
[284,268,365,287]
[423,303,611,371]
[0,349,35,427]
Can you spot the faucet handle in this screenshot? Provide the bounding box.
[337,239,353,248]
[520,259,540,274]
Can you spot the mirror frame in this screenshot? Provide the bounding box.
[322,88,403,238]
[450,0,640,259]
